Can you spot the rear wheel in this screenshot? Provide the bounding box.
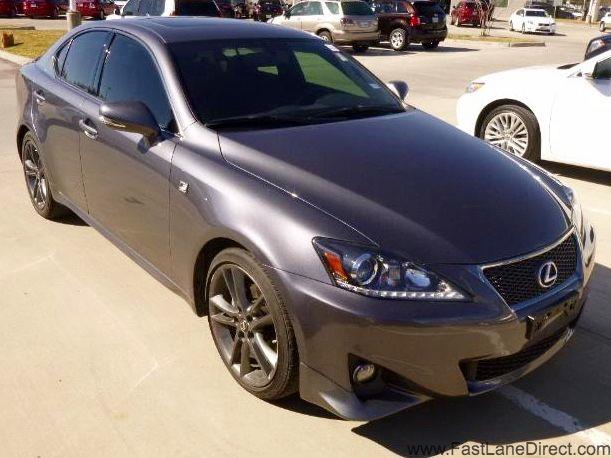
[479,104,540,161]
[207,248,298,400]
[352,43,369,53]
[600,22,607,32]
[20,132,67,219]
[389,27,408,51]
[421,40,440,50]
[317,30,332,42]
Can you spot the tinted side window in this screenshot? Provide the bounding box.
[123,0,141,14]
[290,3,308,15]
[595,57,611,80]
[61,31,109,94]
[55,40,71,74]
[98,35,174,130]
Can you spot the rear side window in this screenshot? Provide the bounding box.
[61,31,109,94]
[305,1,323,14]
[412,1,444,15]
[55,41,70,73]
[325,1,339,13]
[341,1,373,15]
[98,35,174,130]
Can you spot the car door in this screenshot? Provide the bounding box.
[513,9,524,29]
[549,53,611,172]
[300,1,325,32]
[30,31,110,212]
[79,33,178,274]
[283,1,308,29]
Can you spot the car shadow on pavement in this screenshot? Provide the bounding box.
[55,212,88,226]
[351,262,611,456]
[363,44,477,55]
[542,161,611,187]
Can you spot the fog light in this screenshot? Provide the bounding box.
[352,363,377,384]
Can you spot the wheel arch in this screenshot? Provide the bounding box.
[16,124,30,161]
[193,236,247,317]
[315,27,332,37]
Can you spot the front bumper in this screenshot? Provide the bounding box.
[272,230,594,420]
[524,22,557,33]
[332,30,380,44]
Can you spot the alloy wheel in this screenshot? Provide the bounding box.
[484,111,529,157]
[23,140,49,209]
[390,29,405,50]
[208,264,278,388]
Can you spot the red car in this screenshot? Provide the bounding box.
[23,0,67,17]
[0,0,18,16]
[450,0,487,27]
[76,0,115,19]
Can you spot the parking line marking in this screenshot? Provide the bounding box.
[498,385,611,446]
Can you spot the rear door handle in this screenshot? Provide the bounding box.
[79,119,98,140]
[33,90,46,105]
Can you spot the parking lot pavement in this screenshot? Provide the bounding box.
[1,24,611,457]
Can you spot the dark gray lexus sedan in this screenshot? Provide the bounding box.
[16,17,596,420]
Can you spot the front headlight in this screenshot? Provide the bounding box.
[313,238,467,300]
[465,81,485,93]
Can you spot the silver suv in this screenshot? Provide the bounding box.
[270,1,379,53]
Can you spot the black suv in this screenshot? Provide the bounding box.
[373,0,447,51]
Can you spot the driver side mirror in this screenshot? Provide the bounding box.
[386,80,409,101]
[99,101,160,142]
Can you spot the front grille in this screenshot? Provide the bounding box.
[483,234,578,306]
[460,328,567,382]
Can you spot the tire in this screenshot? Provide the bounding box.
[20,132,67,219]
[421,40,440,50]
[509,21,513,31]
[479,104,540,161]
[317,30,332,42]
[389,27,408,51]
[206,248,299,401]
[352,43,369,53]
[600,22,606,32]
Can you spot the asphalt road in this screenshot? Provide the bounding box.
[0,21,610,458]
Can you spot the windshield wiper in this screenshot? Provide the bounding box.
[205,114,313,129]
[306,105,404,120]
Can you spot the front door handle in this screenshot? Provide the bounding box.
[79,119,98,140]
[33,90,46,105]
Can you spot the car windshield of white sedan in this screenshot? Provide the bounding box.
[170,39,404,128]
[525,10,549,17]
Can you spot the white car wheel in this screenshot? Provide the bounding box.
[483,110,531,158]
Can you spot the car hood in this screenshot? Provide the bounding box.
[218,110,569,264]
[478,65,568,85]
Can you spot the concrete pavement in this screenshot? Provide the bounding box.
[1,25,611,458]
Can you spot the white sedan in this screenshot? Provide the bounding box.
[601,12,611,32]
[456,49,611,172]
[509,8,556,34]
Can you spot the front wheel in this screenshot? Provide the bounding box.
[317,30,332,42]
[601,22,607,32]
[207,248,299,400]
[352,43,369,53]
[389,27,409,51]
[421,40,440,50]
[479,104,540,161]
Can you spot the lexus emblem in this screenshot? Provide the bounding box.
[538,261,558,288]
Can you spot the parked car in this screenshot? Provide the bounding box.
[107,0,221,18]
[23,0,68,17]
[270,1,378,53]
[450,1,487,27]
[585,34,611,60]
[0,0,17,17]
[248,0,282,21]
[457,49,611,172]
[16,16,595,421]
[372,0,413,51]
[215,0,235,17]
[524,0,554,16]
[600,11,611,32]
[509,8,556,35]
[406,0,447,49]
[76,0,116,19]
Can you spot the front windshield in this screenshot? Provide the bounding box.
[525,10,548,17]
[170,39,404,127]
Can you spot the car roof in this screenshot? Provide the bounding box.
[76,17,311,44]
[523,8,546,12]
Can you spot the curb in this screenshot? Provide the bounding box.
[0,49,33,66]
[507,41,546,48]
[445,38,546,48]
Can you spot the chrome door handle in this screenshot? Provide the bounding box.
[33,90,46,105]
[79,119,98,139]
